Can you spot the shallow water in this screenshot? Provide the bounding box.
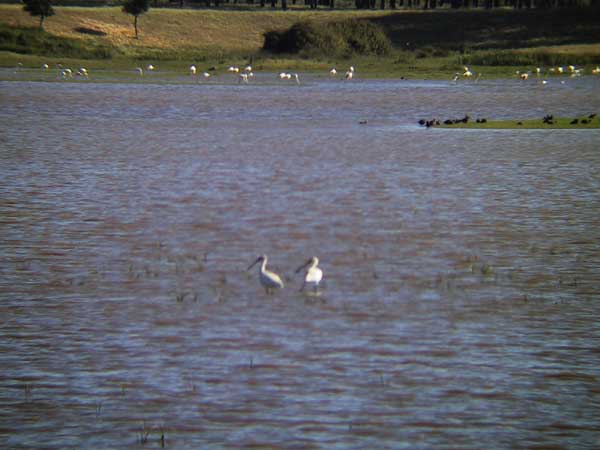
[1,76,600,449]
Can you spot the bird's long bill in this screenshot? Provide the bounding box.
[247,258,261,271]
[295,259,311,274]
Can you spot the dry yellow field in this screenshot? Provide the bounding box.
[0,4,387,55]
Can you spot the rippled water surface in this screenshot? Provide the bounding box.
[1,77,600,449]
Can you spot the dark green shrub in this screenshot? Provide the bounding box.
[264,20,391,58]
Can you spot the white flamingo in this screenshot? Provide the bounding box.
[248,255,284,294]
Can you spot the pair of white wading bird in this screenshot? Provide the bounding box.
[247,255,322,294]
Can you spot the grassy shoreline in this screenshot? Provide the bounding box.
[1,5,600,80]
[434,117,600,129]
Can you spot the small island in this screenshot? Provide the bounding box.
[419,115,599,129]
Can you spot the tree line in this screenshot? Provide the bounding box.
[138,0,598,8]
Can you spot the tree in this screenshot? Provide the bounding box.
[22,0,54,30]
[122,0,149,39]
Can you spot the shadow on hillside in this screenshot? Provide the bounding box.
[74,27,107,37]
[369,8,600,51]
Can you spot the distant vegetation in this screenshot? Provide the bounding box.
[264,20,391,57]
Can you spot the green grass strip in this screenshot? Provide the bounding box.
[437,116,599,129]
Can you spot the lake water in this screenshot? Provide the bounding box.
[1,74,600,449]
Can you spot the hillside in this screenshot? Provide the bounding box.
[0,5,390,57]
[1,4,599,76]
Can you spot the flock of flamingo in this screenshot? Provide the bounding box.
[28,61,362,84]
[28,61,599,84]
[248,255,323,295]
[453,64,595,84]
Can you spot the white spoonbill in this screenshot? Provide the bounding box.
[295,256,323,292]
[146,64,155,71]
[330,67,337,76]
[248,255,284,294]
[190,65,197,75]
[135,67,143,76]
[344,66,355,80]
